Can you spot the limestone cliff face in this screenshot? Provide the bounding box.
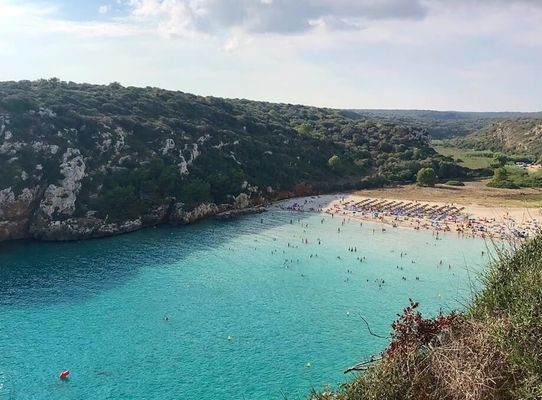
[491,120,542,156]
[0,100,241,241]
[0,124,230,241]
[0,187,41,241]
[28,148,87,239]
[169,203,225,225]
[0,187,228,241]
[461,119,542,157]
[0,89,260,242]
[1,196,224,241]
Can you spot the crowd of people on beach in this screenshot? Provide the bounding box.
[329,197,539,239]
[276,195,539,240]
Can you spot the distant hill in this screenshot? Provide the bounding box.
[347,109,542,139]
[0,79,464,242]
[455,118,542,159]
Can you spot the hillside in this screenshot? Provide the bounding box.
[0,79,464,242]
[455,118,542,159]
[313,235,542,400]
[348,109,542,139]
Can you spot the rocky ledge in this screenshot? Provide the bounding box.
[214,206,267,220]
[0,190,253,242]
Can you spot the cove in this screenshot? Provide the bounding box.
[0,210,489,399]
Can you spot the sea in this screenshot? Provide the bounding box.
[0,209,490,399]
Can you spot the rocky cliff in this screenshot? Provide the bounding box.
[0,79,463,242]
[457,118,542,158]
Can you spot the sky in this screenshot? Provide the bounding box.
[0,0,541,111]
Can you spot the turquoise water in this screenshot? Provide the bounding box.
[0,211,489,399]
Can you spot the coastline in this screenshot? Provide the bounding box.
[271,192,541,240]
[1,187,539,244]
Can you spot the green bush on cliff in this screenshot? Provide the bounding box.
[99,185,144,222]
[179,179,212,209]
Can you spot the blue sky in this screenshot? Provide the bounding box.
[0,0,541,111]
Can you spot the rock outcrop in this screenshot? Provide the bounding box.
[169,203,226,225]
[0,187,41,241]
[214,206,266,220]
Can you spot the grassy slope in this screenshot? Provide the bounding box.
[311,235,542,400]
[432,144,493,169]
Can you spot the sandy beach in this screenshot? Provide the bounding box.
[272,191,541,240]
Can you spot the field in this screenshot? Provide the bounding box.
[432,142,493,169]
[353,180,542,208]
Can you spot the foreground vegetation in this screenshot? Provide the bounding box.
[311,236,542,400]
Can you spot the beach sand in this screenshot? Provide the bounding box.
[272,190,541,240]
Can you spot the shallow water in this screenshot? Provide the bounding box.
[0,211,489,399]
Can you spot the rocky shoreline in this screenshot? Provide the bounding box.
[214,206,266,220]
[0,190,265,243]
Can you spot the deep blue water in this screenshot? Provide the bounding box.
[0,211,489,399]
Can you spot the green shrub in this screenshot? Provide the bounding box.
[99,185,144,222]
[328,154,341,168]
[487,180,520,189]
[179,179,212,209]
[488,167,520,189]
[416,167,437,187]
[445,180,465,186]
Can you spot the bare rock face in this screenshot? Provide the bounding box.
[29,148,87,239]
[27,216,143,241]
[233,193,250,209]
[169,203,224,225]
[141,203,172,226]
[38,148,85,218]
[0,131,235,242]
[0,187,41,241]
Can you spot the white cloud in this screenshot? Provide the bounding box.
[0,0,540,111]
[0,1,56,22]
[122,0,426,37]
[0,0,141,38]
[98,4,111,14]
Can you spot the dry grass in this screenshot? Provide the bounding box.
[352,180,542,208]
[310,321,514,400]
[421,320,513,400]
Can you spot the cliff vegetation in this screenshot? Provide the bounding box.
[0,79,465,241]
